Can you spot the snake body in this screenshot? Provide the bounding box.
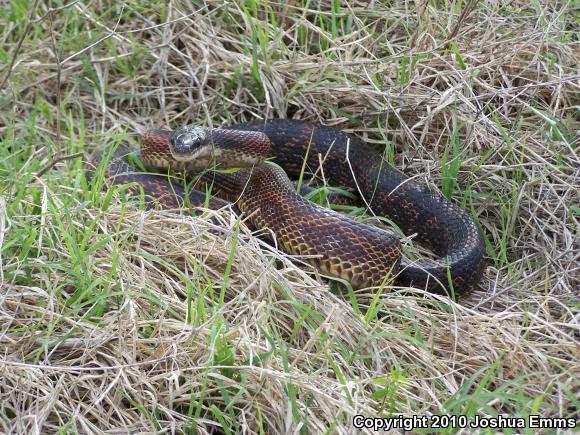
[103,119,486,293]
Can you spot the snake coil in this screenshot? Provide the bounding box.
[101,119,486,293]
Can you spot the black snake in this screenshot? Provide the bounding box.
[100,119,486,293]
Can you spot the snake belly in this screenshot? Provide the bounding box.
[101,119,486,293]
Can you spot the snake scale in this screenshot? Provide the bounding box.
[100,119,486,293]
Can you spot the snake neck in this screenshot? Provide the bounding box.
[208,129,271,167]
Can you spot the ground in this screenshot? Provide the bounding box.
[0,1,578,434]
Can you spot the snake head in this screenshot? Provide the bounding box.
[170,125,211,161]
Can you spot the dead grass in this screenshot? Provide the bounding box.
[0,0,578,433]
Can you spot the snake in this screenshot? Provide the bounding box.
[99,119,486,293]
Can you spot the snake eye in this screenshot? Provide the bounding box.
[170,126,209,161]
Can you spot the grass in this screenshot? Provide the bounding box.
[1,0,578,433]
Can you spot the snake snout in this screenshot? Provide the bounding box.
[170,125,211,161]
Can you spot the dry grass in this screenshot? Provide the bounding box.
[0,0,578,433]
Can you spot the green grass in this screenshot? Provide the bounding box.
[0,0,578,433]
